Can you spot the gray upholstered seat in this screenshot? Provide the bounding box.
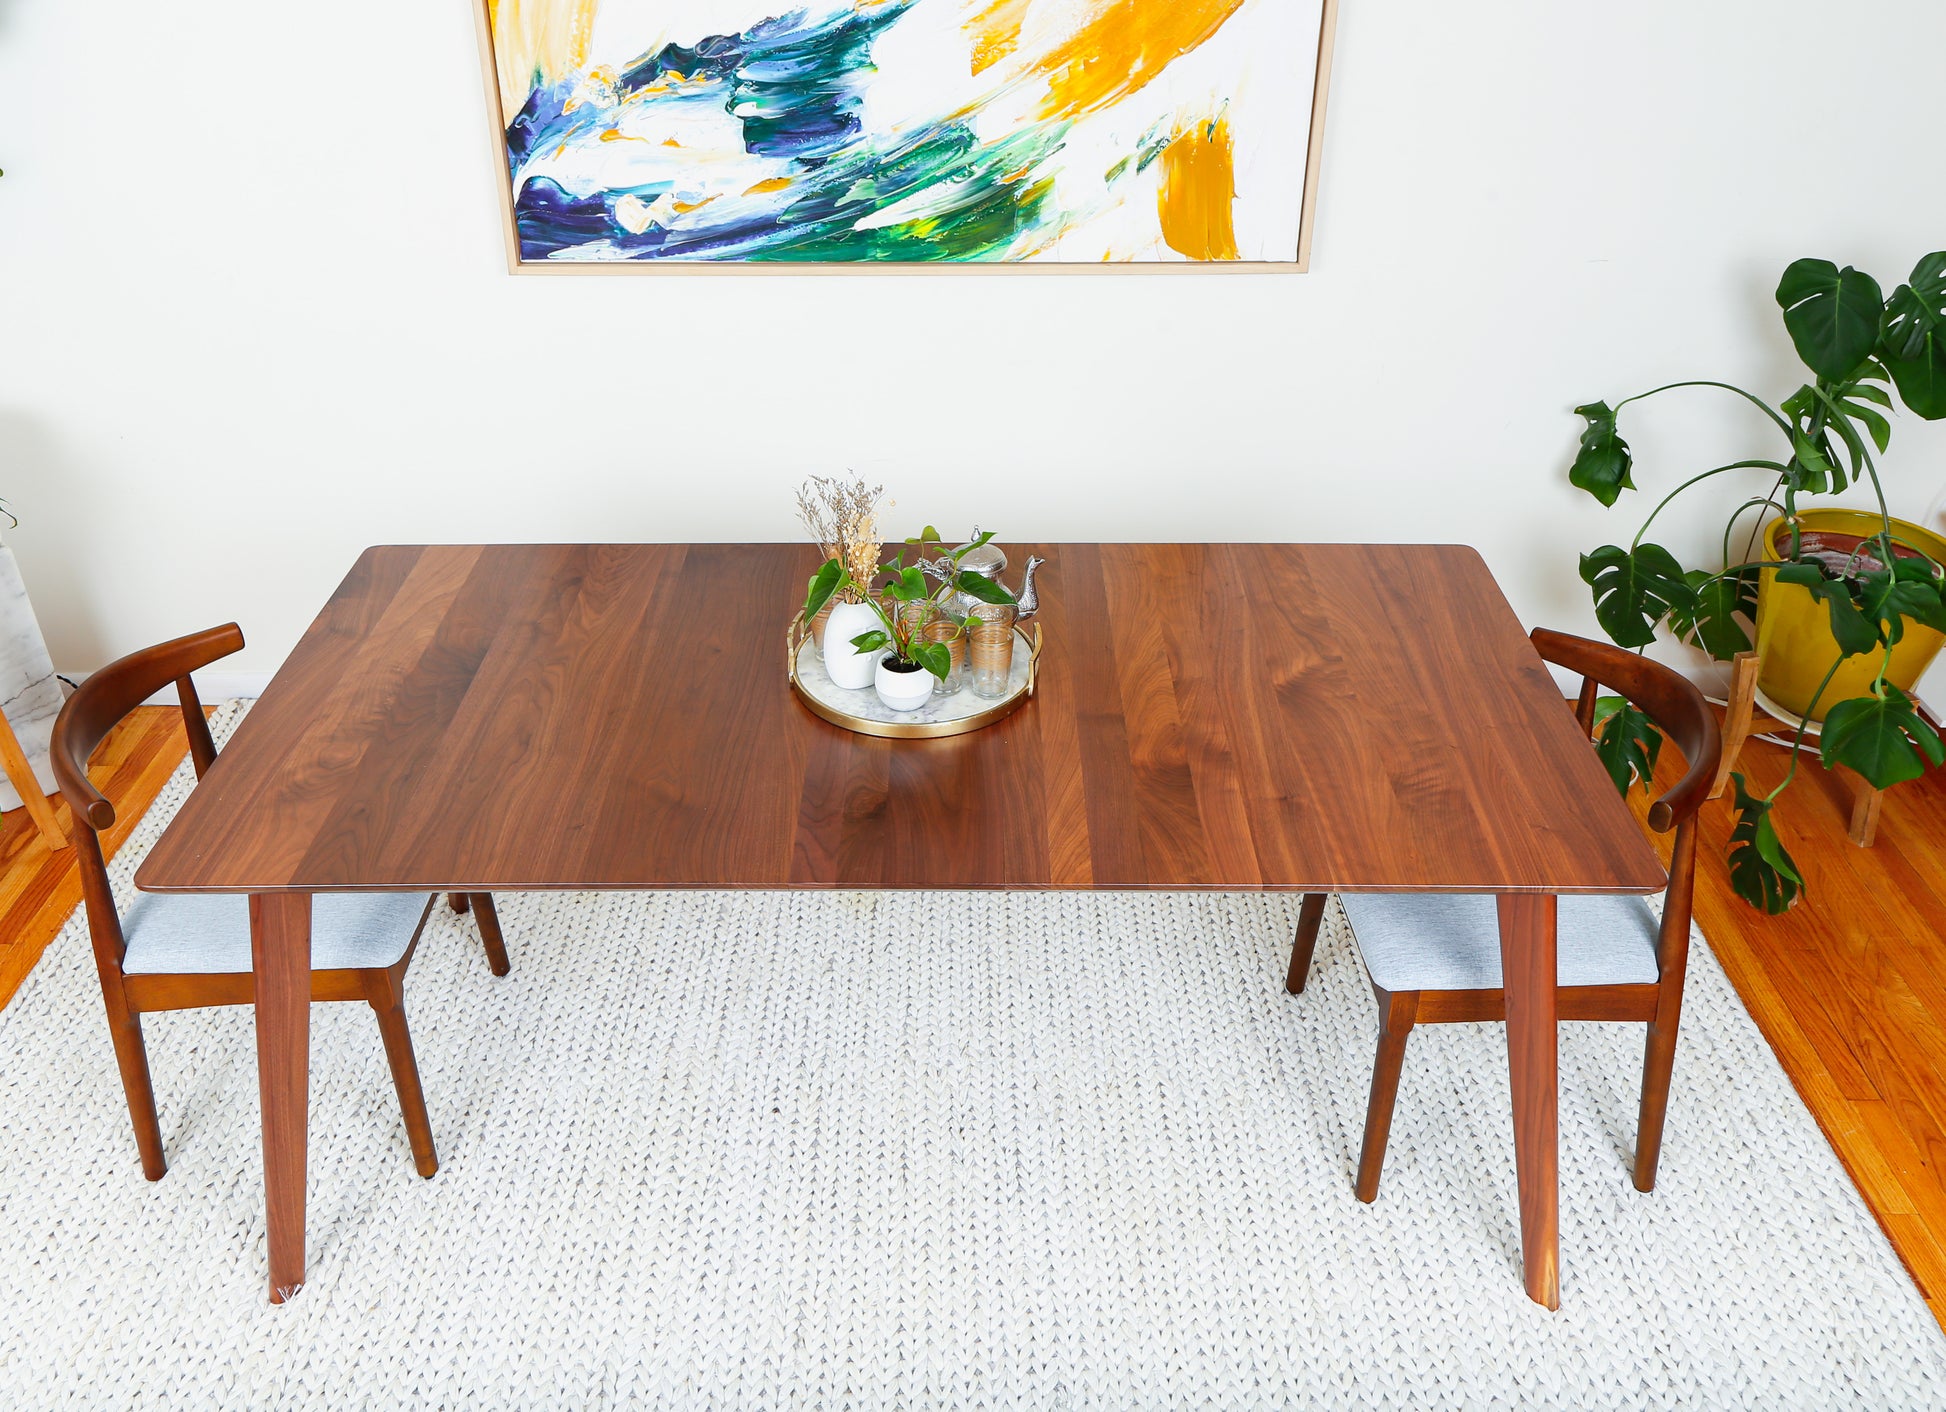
[1338,892,1660,993]
[119,892,434,976]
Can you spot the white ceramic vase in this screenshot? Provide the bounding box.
[822,600,882,690]
[874,658,934,713]
[0,547,62,811]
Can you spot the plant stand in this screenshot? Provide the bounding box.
[0,547,68,852]
[0,708,65,851]
[1707,650,1895,848]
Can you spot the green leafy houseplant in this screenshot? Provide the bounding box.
[1569,251,1946,912]
[802,530,1016,682]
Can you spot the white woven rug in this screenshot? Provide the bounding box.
[2,704,1943,1409]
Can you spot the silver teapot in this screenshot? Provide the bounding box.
[921,532,1045,620]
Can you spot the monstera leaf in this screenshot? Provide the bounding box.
[1856,563,1946,645]
[1568,401,1634,506]
[1780,385,1846,493]
[1777,258,1885,382]
[1580,543,1692,648]
[1819,684,1946,790]
[1880,251,1946,419]
[1667,567,1756,660]
[1591,697,1664,795]
[1830,372,1894,454]
[1727,774,1803,914]
[1773,563,1881,657]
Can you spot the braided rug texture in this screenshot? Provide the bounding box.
[1,703,1943,1409]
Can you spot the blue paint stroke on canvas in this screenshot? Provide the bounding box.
[492,0,1286,262]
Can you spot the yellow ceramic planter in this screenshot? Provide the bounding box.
[1755,509,1946,721]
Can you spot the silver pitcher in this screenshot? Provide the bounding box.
[925,534,1045,620]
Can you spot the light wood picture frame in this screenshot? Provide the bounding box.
[474,0,1338,274]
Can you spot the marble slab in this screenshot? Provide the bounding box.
[0,547,62,811]
[794,632,1033,729]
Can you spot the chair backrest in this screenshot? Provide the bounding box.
[1530,628,1721,835]
[51,624,243,976]
[1529,627,1721,995]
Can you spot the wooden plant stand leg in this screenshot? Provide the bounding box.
[1709,652,1779,802]
[0,707,66,851]
[1836,766,1883,848]
[1710,650,1884,847]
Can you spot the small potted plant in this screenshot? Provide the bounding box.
[1567,249,1946,911]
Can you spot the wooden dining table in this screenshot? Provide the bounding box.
[134,542,1667,1307]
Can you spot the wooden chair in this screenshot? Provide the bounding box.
[1285,627,1721,1200]
[51,623,513,1182]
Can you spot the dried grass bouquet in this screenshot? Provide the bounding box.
[795,475,884,604]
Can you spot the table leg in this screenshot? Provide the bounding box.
[250,892,312,1304]
[1498,892,1559,1309]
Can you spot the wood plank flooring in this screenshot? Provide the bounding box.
[3,699,1945,1329]
[0,707,191,1008]
[1630,726,1946,1331]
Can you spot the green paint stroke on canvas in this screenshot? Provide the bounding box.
[504,0,1250,261]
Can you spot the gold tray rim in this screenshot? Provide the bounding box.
[787,618,1043,739]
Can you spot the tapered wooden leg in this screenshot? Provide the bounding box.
[471,893,511,977]
[446,892,470,915]
[1354,988,1419,1202]
[250,892,312,1305]
[100,984,167,1180]
[367,972,438,1179]
[1633,1017,1680,1193]
[1709,652,1762,801]
[1285,893,1328,994]
[1842,769,1883,848]
[1499,892,1560,1310]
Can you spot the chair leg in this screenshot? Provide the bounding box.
[1355,989,1418,1203]
[471,894,511,977]
[1286,893,1328,994]
[101,986,167,1180]
[446,892,470,915]
[1633,1014,1681,1192]
[366,975,438,1178]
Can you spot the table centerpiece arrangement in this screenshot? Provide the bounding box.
[789,477,1046,738]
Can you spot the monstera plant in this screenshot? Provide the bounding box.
[1569,250,1946,912]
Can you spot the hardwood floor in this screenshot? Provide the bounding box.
[3,698,1945,1327]
[1631,725,1946,1331]
[0,707,192,1010]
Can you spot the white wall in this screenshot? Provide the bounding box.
[3,0,1945,692]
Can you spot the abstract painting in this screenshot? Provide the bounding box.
[476,0,1335,268]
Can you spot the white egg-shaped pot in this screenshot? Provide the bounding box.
[822,600,883,690]
[874,658,934,713]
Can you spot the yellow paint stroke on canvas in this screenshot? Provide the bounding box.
[1032,0,1248,120]
[1157,115,1239,261]
[963,0,1033,76]
[491,0,601,118]
[744,177,795,195]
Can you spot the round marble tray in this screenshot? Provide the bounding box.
[788,620,1042,739]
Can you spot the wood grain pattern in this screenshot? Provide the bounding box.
[136,544,1666,898]
[17,696,1946,1327]
[1500,891,1561,1310]
[250,890,311,1305]
[1637,735,1946,1330]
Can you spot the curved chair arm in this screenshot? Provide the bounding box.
[52,623,245,832]
[1529,628,1723,835]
